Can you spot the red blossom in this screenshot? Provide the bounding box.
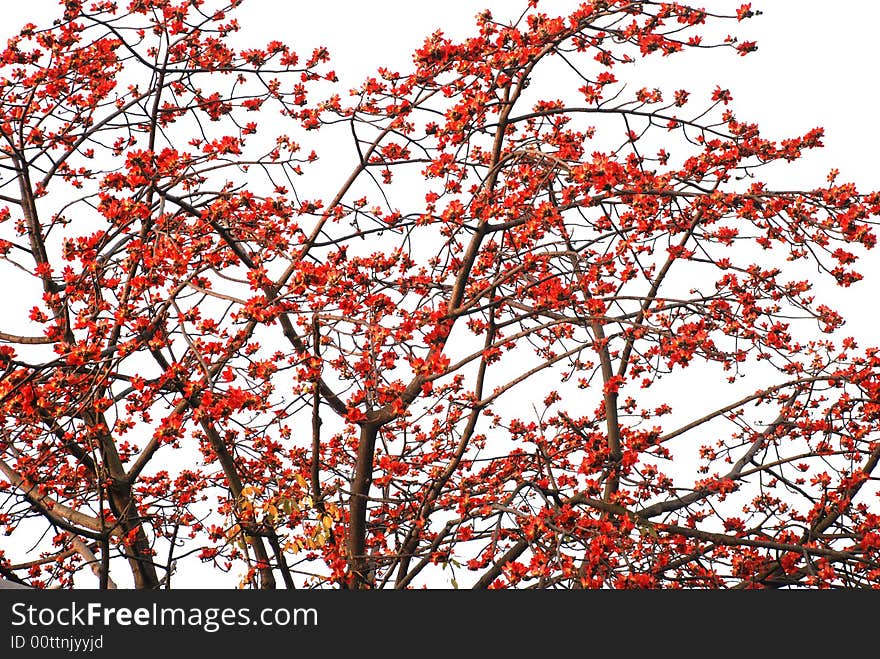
[0,0,877,592]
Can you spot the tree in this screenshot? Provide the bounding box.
[0,0,878,590]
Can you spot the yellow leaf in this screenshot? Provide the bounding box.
[322,515,333,529]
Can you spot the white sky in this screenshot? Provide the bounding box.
[5,0,876,332]
[3,1,879,178]
[2,1,879,587]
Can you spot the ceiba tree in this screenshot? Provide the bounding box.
[1,0,879,590]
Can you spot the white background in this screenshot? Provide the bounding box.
[3,0,877,335]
